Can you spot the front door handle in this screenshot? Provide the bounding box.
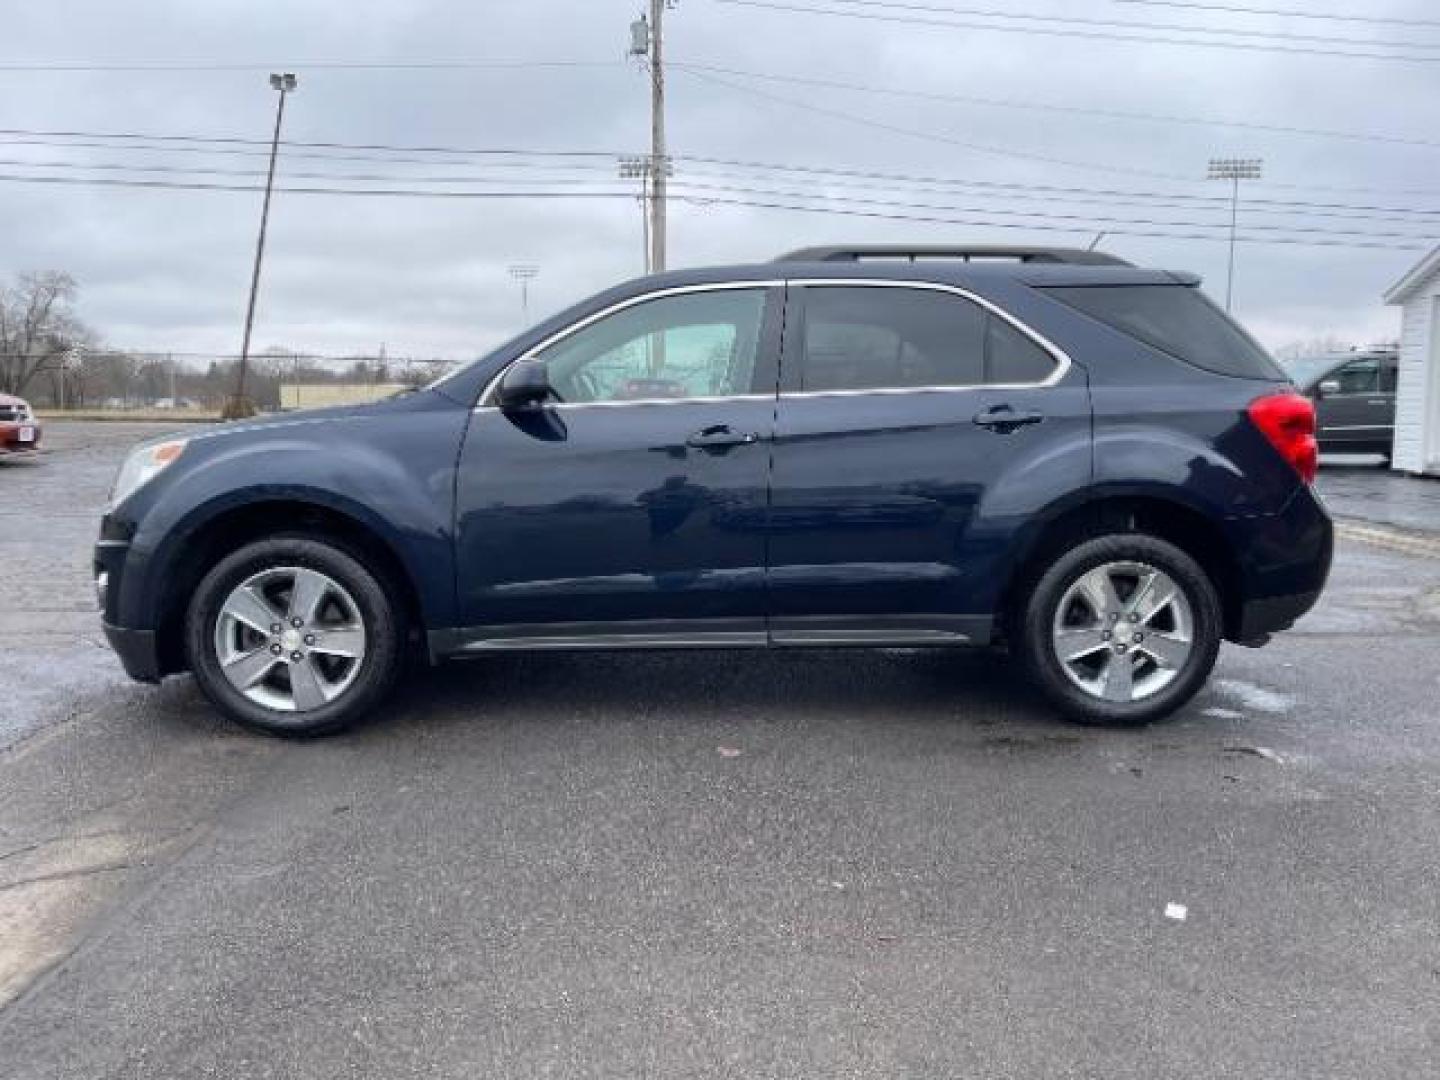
[686,424,759,451]
[973,405,1044,433]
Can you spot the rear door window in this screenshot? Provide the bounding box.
[1043,284,1284,380]
[796,285,1057,392]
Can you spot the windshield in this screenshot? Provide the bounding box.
[1281,354,1345,388]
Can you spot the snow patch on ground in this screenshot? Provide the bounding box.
[1202,706,1244,720]
[1213,679,1297,715]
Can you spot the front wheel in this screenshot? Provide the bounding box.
[1013,534,1222,726]
[185,535,405,736]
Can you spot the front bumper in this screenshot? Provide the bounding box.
[102,620,162,682]
[95,524,164,683]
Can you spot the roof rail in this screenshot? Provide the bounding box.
[774,244,1133,267]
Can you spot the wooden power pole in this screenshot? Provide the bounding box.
[648,0,667,273]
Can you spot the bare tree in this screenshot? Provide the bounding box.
[1272,334,1354,361]
[0,271,87,396]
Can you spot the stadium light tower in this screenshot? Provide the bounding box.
[228,72,298,420]
[1207,157,1263,312]
[508,264,539,323]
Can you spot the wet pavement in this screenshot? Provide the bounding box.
[1316,454,1440,535]
[1,422,1438,1078]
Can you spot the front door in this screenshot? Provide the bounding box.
[767,281,1091,645]
[1315,355,1393,451]
[453,284,781,646]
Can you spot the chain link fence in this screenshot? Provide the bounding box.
[7,351,462,417]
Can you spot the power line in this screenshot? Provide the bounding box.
[1113,0,1440,30]
[679,66,1440,200]
[0,126,625,159]
[7,117,1440,205]
[0,157,630,187]
[670,178,1439,241]
[0,58,623,73]
[0,135,627,172]
[816,0,1433,49]
[712,0,1440,63]
[0,169,1432,248]
[7,124,1440,213]
[0,173,647,198]
[673,60,1440,153]
[672,193,1431,250]
[679,65,1202,184]
[11,152,1439,231]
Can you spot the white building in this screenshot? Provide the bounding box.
[1384,245,1440,476]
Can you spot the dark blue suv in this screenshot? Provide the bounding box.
[96,245,1331,735]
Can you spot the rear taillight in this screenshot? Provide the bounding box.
[1247,391,1318,484]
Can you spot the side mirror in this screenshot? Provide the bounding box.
[497,360,552,410]
[1317,378,1340,398]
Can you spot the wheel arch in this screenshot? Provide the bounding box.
[150,496,429,676]
[997,489,1245,643]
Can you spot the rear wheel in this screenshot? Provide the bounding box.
[185,535,405,736]
[1014,534,1222,725]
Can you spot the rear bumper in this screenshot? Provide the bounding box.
[102,620,162,683]
[1236,588,1323,641]
[0,423,42,452]
[1228,484,1333,641]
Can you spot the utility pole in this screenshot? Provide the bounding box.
[630,4,673,273]
[508,264,539,323]
[227,72,297,420]
[649,0,667,273]
[1206,157,1262,312]
[618,156,652,273]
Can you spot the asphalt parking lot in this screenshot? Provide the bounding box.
[2,422,1438,1078]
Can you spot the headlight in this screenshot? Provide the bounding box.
[110,437,189,507]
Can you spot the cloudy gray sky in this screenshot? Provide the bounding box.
[5,0,1439,363]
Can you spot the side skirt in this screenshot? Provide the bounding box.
[430,614,993,659]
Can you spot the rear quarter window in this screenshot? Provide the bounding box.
[1043,284,1285,380]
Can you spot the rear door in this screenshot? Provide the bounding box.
[766,281,1091,645]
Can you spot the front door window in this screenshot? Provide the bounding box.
[537,288,767,403]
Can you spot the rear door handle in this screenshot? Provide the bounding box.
[686,424,758,450]
[973,405,1044,432]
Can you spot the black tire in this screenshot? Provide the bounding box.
[185,534,405,736]
[1012,533,1222,726]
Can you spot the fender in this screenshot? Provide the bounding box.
[113,403,469,632]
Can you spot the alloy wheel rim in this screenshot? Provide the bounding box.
[213,566,367,713]
[1051,560,1194,704]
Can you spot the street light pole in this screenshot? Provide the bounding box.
[228,72,297,419]
[1206,157,1262,312]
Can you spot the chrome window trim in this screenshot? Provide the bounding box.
[474,276,1073,412]
[784,278,1072,394]
[478,280,782,409]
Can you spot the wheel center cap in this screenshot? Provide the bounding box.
[281,628,303,652]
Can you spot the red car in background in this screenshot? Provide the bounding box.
[0,393,41,455]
